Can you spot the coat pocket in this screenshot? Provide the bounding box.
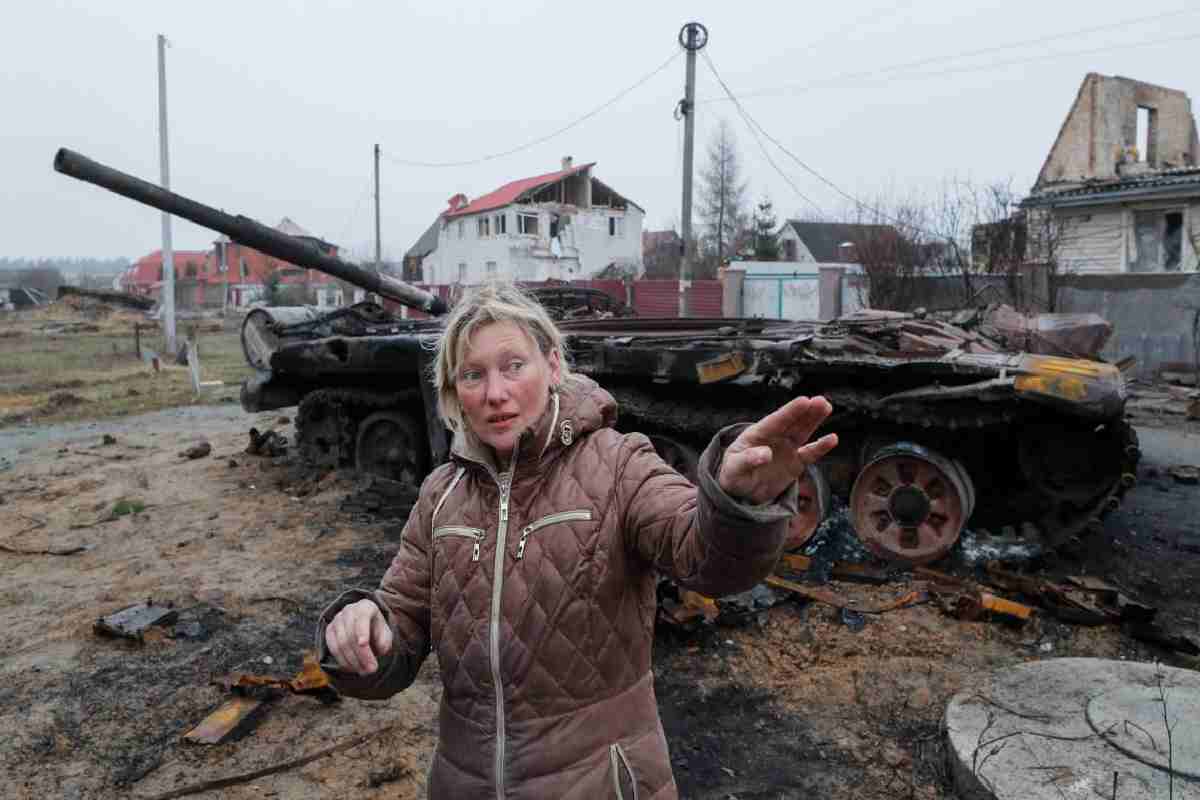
[515,509,592,560]
[609,742,638,800]
[433,525,484,562]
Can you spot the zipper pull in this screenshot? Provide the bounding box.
[472,540,481,562]
[516,526,533,560]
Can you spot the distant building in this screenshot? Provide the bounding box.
[423,157,644,285]
[776,221,898,264]
[1021,73,1200,273]
[403,218,441,284]
[123,218,344,309]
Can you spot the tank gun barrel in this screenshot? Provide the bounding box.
[53,148,448,316]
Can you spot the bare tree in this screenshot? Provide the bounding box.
[845,179,1079,313]
[840,192,935,310]
[698,119,749,276]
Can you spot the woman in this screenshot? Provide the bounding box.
[317,283,837,799]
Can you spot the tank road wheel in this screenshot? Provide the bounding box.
[647,435,700,482]
[355,412,430,487]
[784,464,832,551]
[850,443,975,565]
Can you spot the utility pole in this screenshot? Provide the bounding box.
[374,143,382,272]
[157,33,176,354]
[677,22,708,316]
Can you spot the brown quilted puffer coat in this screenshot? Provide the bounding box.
[317,374,797,799]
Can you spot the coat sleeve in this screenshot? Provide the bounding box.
[314,474,440,700]
[616,424,798,598]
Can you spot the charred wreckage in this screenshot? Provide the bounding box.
[56,147,1137,567]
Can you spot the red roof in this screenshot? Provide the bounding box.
[443,163,595,218]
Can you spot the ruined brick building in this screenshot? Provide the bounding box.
[1023,73,1200,273]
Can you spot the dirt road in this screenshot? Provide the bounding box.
[1,405,1196,799]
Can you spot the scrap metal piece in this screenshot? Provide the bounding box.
[695,351,747,384]
[217,653,339,704]
[1169,465,1200,485]
[94,601,178,641]
[184,696,266,745]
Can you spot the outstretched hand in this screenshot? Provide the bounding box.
[717,396,838,505]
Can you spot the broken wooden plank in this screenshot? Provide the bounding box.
[183,696,266,745]
[765,575,926,614]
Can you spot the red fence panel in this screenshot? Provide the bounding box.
[686,280,723,317]
[633,280,680,317]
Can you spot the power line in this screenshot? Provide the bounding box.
[812,0,915,48]
[702,8,1200,103]
[841,29,1200,88]
[703,50,949,239]
[700,52,824,217]
[383,50,681,169]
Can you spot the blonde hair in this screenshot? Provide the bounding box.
[431,283,569,432]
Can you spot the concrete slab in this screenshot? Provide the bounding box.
[946,658,1200,800]
[1088,687,1200,780]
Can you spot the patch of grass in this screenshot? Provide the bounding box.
[0,318,252,428]
[111,498,146,517]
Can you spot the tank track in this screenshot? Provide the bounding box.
[607,382,1140,555]
[295,388,420,474]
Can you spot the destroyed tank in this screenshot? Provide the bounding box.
[56,147,1139,565]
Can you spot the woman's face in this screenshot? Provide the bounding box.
[456,320,561,463]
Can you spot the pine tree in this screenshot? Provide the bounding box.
[752,197,779,261]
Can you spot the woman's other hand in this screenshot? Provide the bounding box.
[324,599,394,675]
[718,396,838,505]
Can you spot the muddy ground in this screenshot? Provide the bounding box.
[0,405,1197,799]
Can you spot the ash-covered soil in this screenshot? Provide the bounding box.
[0,405,1196,799]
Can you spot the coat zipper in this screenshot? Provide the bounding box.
[432,526,484,562]
[515,510,593,559]
[489,456,516,800]
[609,743,639,800]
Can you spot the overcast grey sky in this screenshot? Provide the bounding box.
[4,0,1197,261]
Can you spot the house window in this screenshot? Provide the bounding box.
[608,217,624,237]
[783,239,797,260]
[457,263,467,283]
[1130,210,1185,272]
[457,221,465,239]
[517,213,538,236]
[1136,106,1157,163]
[477,217,490,238]
[1164,212,1183,270]
[240,257,249,279]
[495,213,507,235]
[486,261,497,277]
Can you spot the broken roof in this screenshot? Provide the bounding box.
[405,218,441,259]
[1023,166,1200,208]
[781,221,898,262]
[442,162,597,218]
[275,217,314,238]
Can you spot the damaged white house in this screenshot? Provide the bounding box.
[422,158,644,285]
[1022,73,1200,273]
